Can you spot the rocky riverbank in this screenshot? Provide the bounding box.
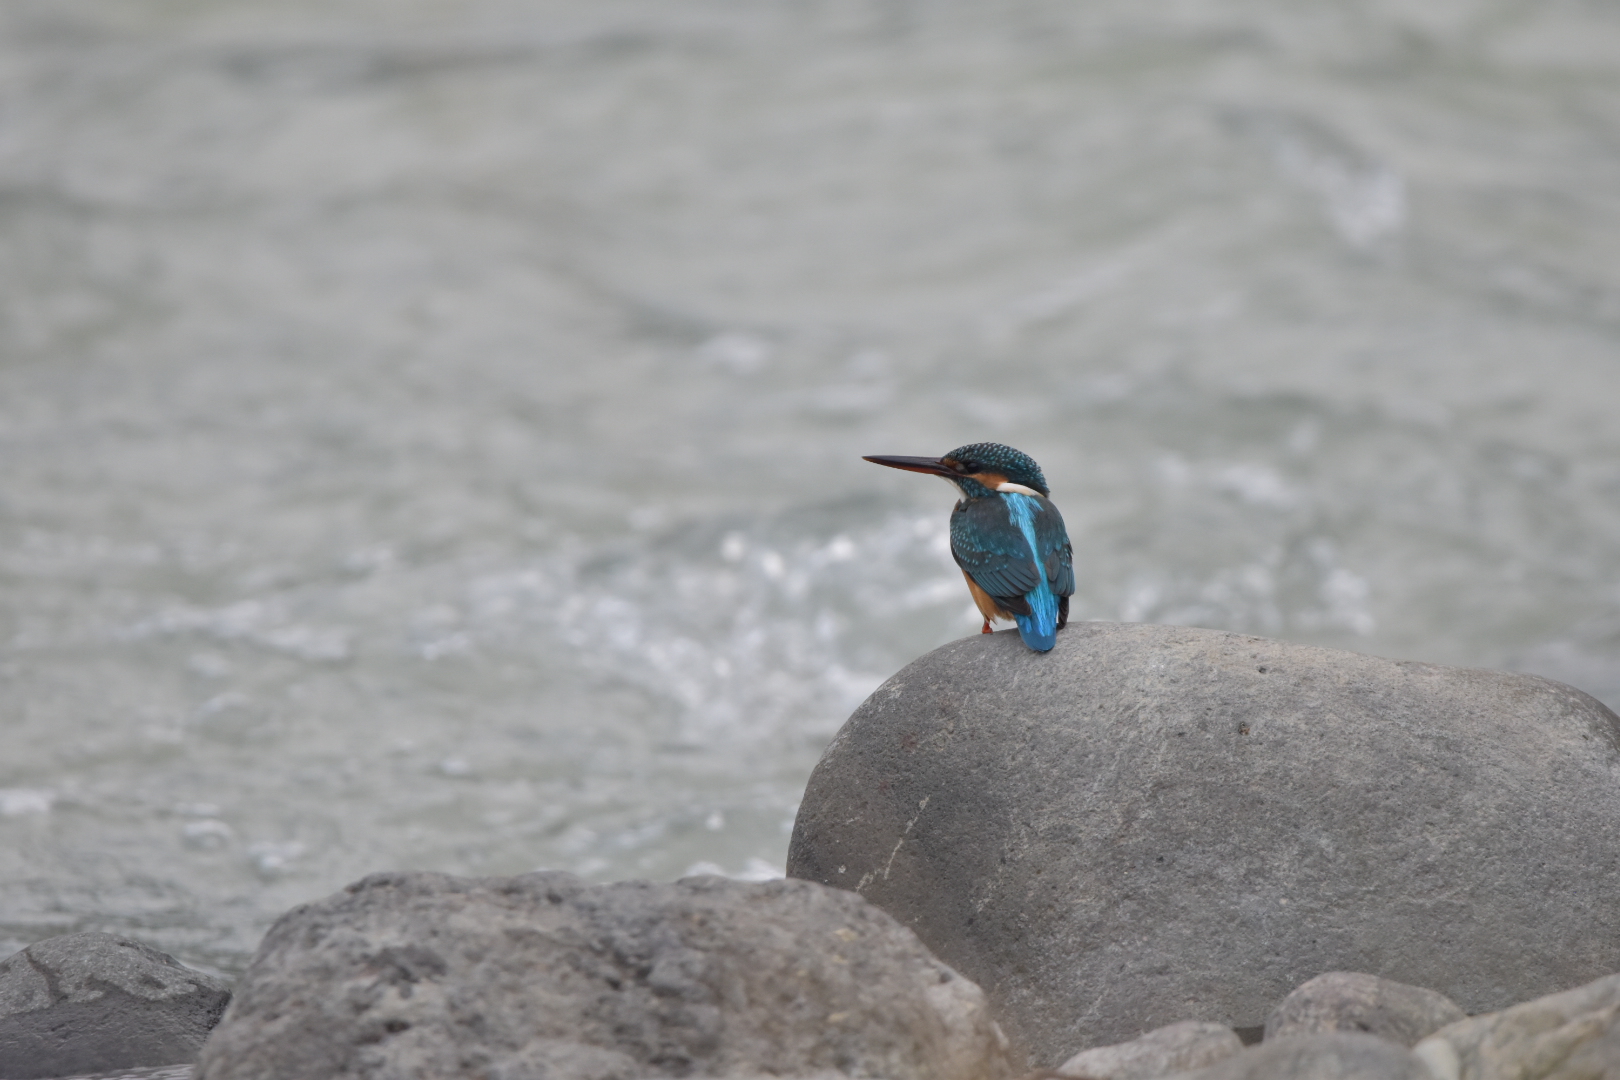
[5,910,1620,1080]
[4,625,1618,1079]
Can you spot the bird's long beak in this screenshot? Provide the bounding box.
[863,455,957,477]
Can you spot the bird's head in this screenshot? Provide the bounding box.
[864,442,1050,499]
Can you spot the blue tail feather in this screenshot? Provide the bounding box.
[1002,493,1060,652]
[1013,588,1059,651]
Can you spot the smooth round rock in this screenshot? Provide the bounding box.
[1056,1020,1243,1079]
[786,623,1620,1067]
[1172,1032,1433,1080]
[1413,971,1620,1080]
[1265,972,1466,1047]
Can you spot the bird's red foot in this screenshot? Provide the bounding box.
[980,619,993,634]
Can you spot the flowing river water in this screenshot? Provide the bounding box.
[4,0,1620,977]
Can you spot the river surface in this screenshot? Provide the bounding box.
[3,0,1620,977]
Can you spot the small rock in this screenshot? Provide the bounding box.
[194,871,1013,1080]
[1057,1020,1242,1079]
[1265,972,1466,1046]
[1413,971,1620,1080]
[787,624,1620,1063]
[1169,1032,1432,1080]
[0,932,230,1080]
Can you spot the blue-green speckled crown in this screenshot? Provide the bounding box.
[945,442,1049,496]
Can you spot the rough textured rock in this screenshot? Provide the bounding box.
[1057,1020,1242,1079]
[0,933,230,1080]
[1168,1033,1432,1080]
[1413,972,1620,1080]
[786,623,1620,1066]
[1266,972,1466,1047]
[194,870,1012,1080]
[39,1068,194,1080]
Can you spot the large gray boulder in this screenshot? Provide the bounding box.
[0,932,230,1079]
[195,870,1012,1080]
[786,623,1620,1067]
[1265,972,1465,1047]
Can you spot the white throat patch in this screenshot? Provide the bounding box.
[996,482,1044,497]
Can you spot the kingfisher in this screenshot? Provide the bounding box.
[865,442,1074,652]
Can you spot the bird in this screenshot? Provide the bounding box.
[865,442,1074,652]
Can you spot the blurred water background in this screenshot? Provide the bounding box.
[4,0,1620,977]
